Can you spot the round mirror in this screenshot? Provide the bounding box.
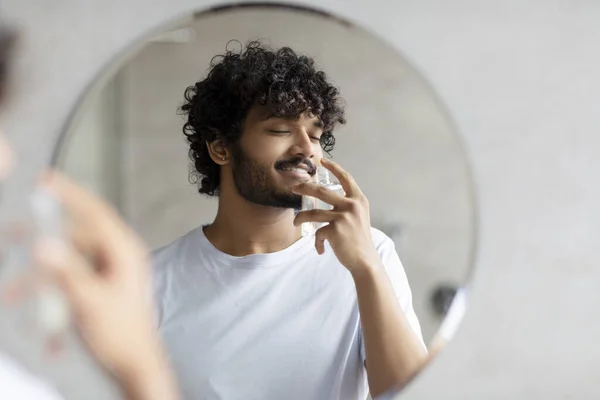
[53,4,477,398]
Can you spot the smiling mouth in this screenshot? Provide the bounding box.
[279,167,311,175]
[276,162,317,176]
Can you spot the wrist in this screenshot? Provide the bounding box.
[349,256,384,282]
[115,339,178,400]
[116,345,163,384]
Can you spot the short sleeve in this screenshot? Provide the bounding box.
[150,246,170,330]
[359,231,427,363]
[0,353,65,400]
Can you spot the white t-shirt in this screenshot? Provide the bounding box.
[152,226,424,400]
[0,353,64,400]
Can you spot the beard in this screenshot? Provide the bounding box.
[229,144,315,210]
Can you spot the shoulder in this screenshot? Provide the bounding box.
[151,226,201,268]
[370,227,392,246]
[369,226,408,280]
[150,226,203,290]
[369,227,398,255]
[150,227,203,327]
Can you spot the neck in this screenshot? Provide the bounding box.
[204,186,302,257]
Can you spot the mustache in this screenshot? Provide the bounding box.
[274,157,317,175]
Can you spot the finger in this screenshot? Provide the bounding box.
[293,209,339,226]
[41,171,139,246]
[314,226,331,255]
[67,217,148,282]
[34,237,100,310]
[66,220,112,275]
[320,158,361,198]
[41,171,146,270]
[292,183,348,207]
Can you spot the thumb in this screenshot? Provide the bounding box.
[315,227,329,255]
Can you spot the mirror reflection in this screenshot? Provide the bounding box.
[54,5,476,399]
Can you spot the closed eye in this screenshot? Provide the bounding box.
[267,130,291,134]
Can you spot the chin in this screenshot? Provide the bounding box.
[275,191,302,210]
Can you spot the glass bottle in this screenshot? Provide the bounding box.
[301,165,345,237]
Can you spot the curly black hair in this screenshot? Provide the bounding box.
[179,40,346,196]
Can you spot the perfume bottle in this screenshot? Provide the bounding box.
[301,165,345,237]
[1,186,72,342]
[28,186,72,337]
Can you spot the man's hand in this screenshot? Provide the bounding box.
[293,159,428,397]
[35,171,179,400]
[292,158,380,274]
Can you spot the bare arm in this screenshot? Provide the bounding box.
[293,158,428,398]
[118,343,179,400]
[36,172,181,400]
[352,261,428,398]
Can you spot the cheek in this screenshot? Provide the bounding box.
[313,146,324,163]
[240,136,285,165]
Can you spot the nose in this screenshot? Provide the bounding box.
[288,129,318,160]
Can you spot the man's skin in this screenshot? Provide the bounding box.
[203,105,428,397]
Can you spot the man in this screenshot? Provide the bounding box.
[153,41,428,399]
[0,27,180,400]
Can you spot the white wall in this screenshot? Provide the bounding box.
[2,1,600,400]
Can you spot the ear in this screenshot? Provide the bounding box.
[206,139,230,165]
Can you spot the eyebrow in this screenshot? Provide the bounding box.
[263,113,324,128]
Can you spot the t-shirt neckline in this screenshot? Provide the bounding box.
[195,225,314,267]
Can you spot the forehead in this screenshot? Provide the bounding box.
[245,104,323,127]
